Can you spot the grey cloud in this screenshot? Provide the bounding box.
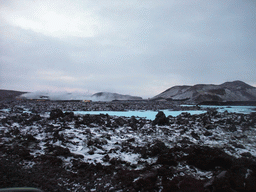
[0,0,255,98]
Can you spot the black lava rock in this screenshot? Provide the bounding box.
[185,146,233,171]
[49,109,64,119]
[153,111,169,125]
[147,140,168,157]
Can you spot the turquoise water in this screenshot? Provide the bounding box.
[73,110,207,120]
[181,104,256,114]
[1,105,254,120]
[198,105,256,114]
[74,105,256,120]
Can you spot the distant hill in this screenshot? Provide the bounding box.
[6,90,142,102]
[151,81,256,103]
[0,89,28,100]
[92,92,143,101]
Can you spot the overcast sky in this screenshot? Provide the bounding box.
[1,0,255,98]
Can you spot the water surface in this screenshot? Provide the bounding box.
[74,110,207,120]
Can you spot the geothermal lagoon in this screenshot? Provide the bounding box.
[1,100,256,191]
[73,105,255,120]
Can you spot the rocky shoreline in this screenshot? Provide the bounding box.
[1,100,196,112]
[0,100,256,191]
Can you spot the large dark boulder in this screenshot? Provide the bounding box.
[204,162,256,192]
[45,144,72,157]
[147,140,168,157]
[82,114,105,126]
[129,116,138,130]
[133,170,158,191]
[185,146,233,171]
[163,176,205,192]
[29,114,42,122]
[157,151,178,166]
[49,109,64,119]
[115,117,127,126]
[153,111,169,125]
[63,111,75,122]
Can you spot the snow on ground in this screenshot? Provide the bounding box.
[1,101,256,191]
[2,109,255,176]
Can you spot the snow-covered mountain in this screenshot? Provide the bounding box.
[152,80,256,102]
[91,92,142,101]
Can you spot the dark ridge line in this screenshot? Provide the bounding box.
[198,101,256,106]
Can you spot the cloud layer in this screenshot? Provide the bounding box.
[1,0,255,98]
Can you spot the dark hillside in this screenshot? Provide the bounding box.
[152,81,256,103]
[0,89,27,100]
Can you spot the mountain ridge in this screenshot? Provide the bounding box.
[0,89,28,100]
[1,80,256,102]
[152,80,256,103]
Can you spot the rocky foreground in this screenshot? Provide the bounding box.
[0,100,256,191]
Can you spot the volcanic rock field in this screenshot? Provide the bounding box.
[1,100,256,191]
